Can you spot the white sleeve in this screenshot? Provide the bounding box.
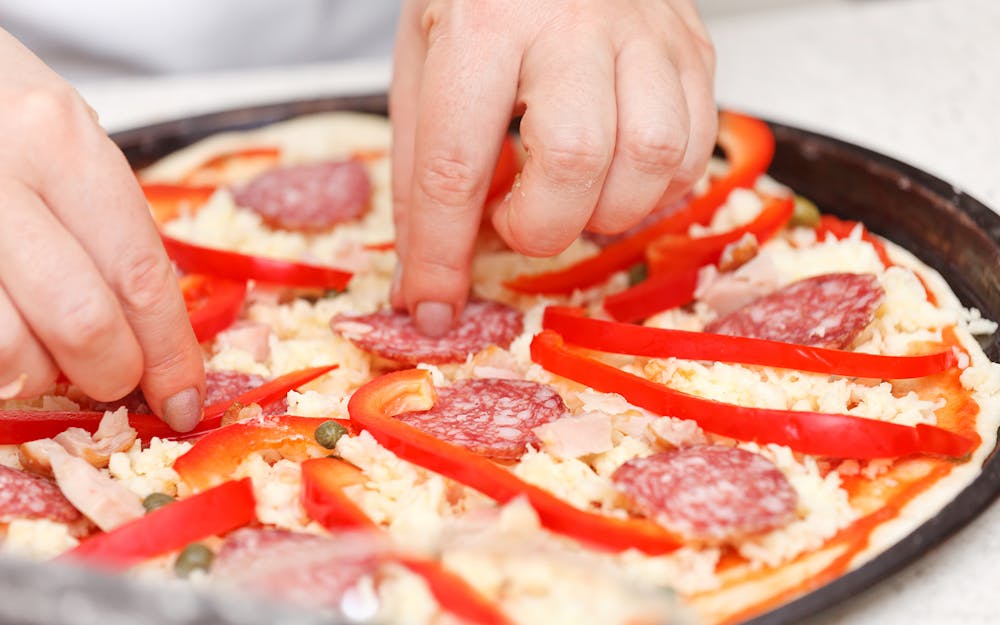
[1,0,400,82]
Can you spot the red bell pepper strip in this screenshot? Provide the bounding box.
[62,478,256,569]
[531,330,974,459]
[504,111,775,294]
[181,146,281,184]
[0,364,338,444]
[603,268,700,323]
[645,195,794,276]
[486,135,520,202]
[545,307,957,379]
[299,457,513,625]
[179,274,247,343]
[141,182,217,225]
[603,195,793,322]
[174,415,342,491]
[197,364,340,432]
[300,457,376,530]
[0,410,171,445]
[161,234,353,290]
[363,240,396,252]
[348,369,681,555]
[398,557,514,625]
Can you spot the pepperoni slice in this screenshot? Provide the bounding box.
[81,370,287,416]
[332,300,524,365]
[704,273,884,348]
[612,446,798,543]
[396,378,568,461]
[212,528,381,610]
[0,464,81,524]
[232,160,372,231]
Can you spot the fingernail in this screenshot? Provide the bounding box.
[162,387,203,432]
[414,301,453,338]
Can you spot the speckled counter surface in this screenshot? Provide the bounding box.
[78,1,999,623]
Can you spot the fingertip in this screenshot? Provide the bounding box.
[161,386,203,433]
[413,300,454,338]
[490,194,579,257]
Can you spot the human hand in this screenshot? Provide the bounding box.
[0,30,204,431]
[389,0,716,335]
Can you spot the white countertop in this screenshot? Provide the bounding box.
[77,0,999,623]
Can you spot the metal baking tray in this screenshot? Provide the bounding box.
[0,94,996,625]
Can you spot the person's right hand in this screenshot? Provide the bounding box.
[0,29,205,431]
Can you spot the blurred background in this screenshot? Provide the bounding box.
[4,1,884,82]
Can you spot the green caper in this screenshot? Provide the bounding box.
[315,420,348,449]
[790,195,821,227]
[141,492,175,513]
[174,543,214,578]
[627,263,648,286]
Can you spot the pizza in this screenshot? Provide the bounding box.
[0,109,997,625]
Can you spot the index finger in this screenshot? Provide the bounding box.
[38,130,205,432]
[400,10,520,336]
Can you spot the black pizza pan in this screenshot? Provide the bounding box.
[0,95,995,625]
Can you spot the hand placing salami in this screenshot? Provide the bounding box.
[389,0,717,336]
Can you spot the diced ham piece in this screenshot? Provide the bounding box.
[19,409,137,475]
[696,254,782,319]
[48,446,144,532]
[18,439,65,478]
[215,322,272,363]
[56,408,137,469]
[533,412,614,459]
[717,233,759,273]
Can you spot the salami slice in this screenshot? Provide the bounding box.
[612,446,797,543]
[0,464,81,524]
[396,378,568,460]
[212,528,381,610]
[232,160,372,231]
[81,370,287,416]
[332,300,523,365]
[704,273,884,349]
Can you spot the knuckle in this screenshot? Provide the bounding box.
[416,153,482,207]
[116,251,174,315]
[620,125,687,176]
[59,296,119,354]
[535,133,611,188]
[13,84,88,139]
[143,335,198,376]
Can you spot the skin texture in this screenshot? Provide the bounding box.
[0,30,204,431]
[0,0,714,425]
[390,0,716,335]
